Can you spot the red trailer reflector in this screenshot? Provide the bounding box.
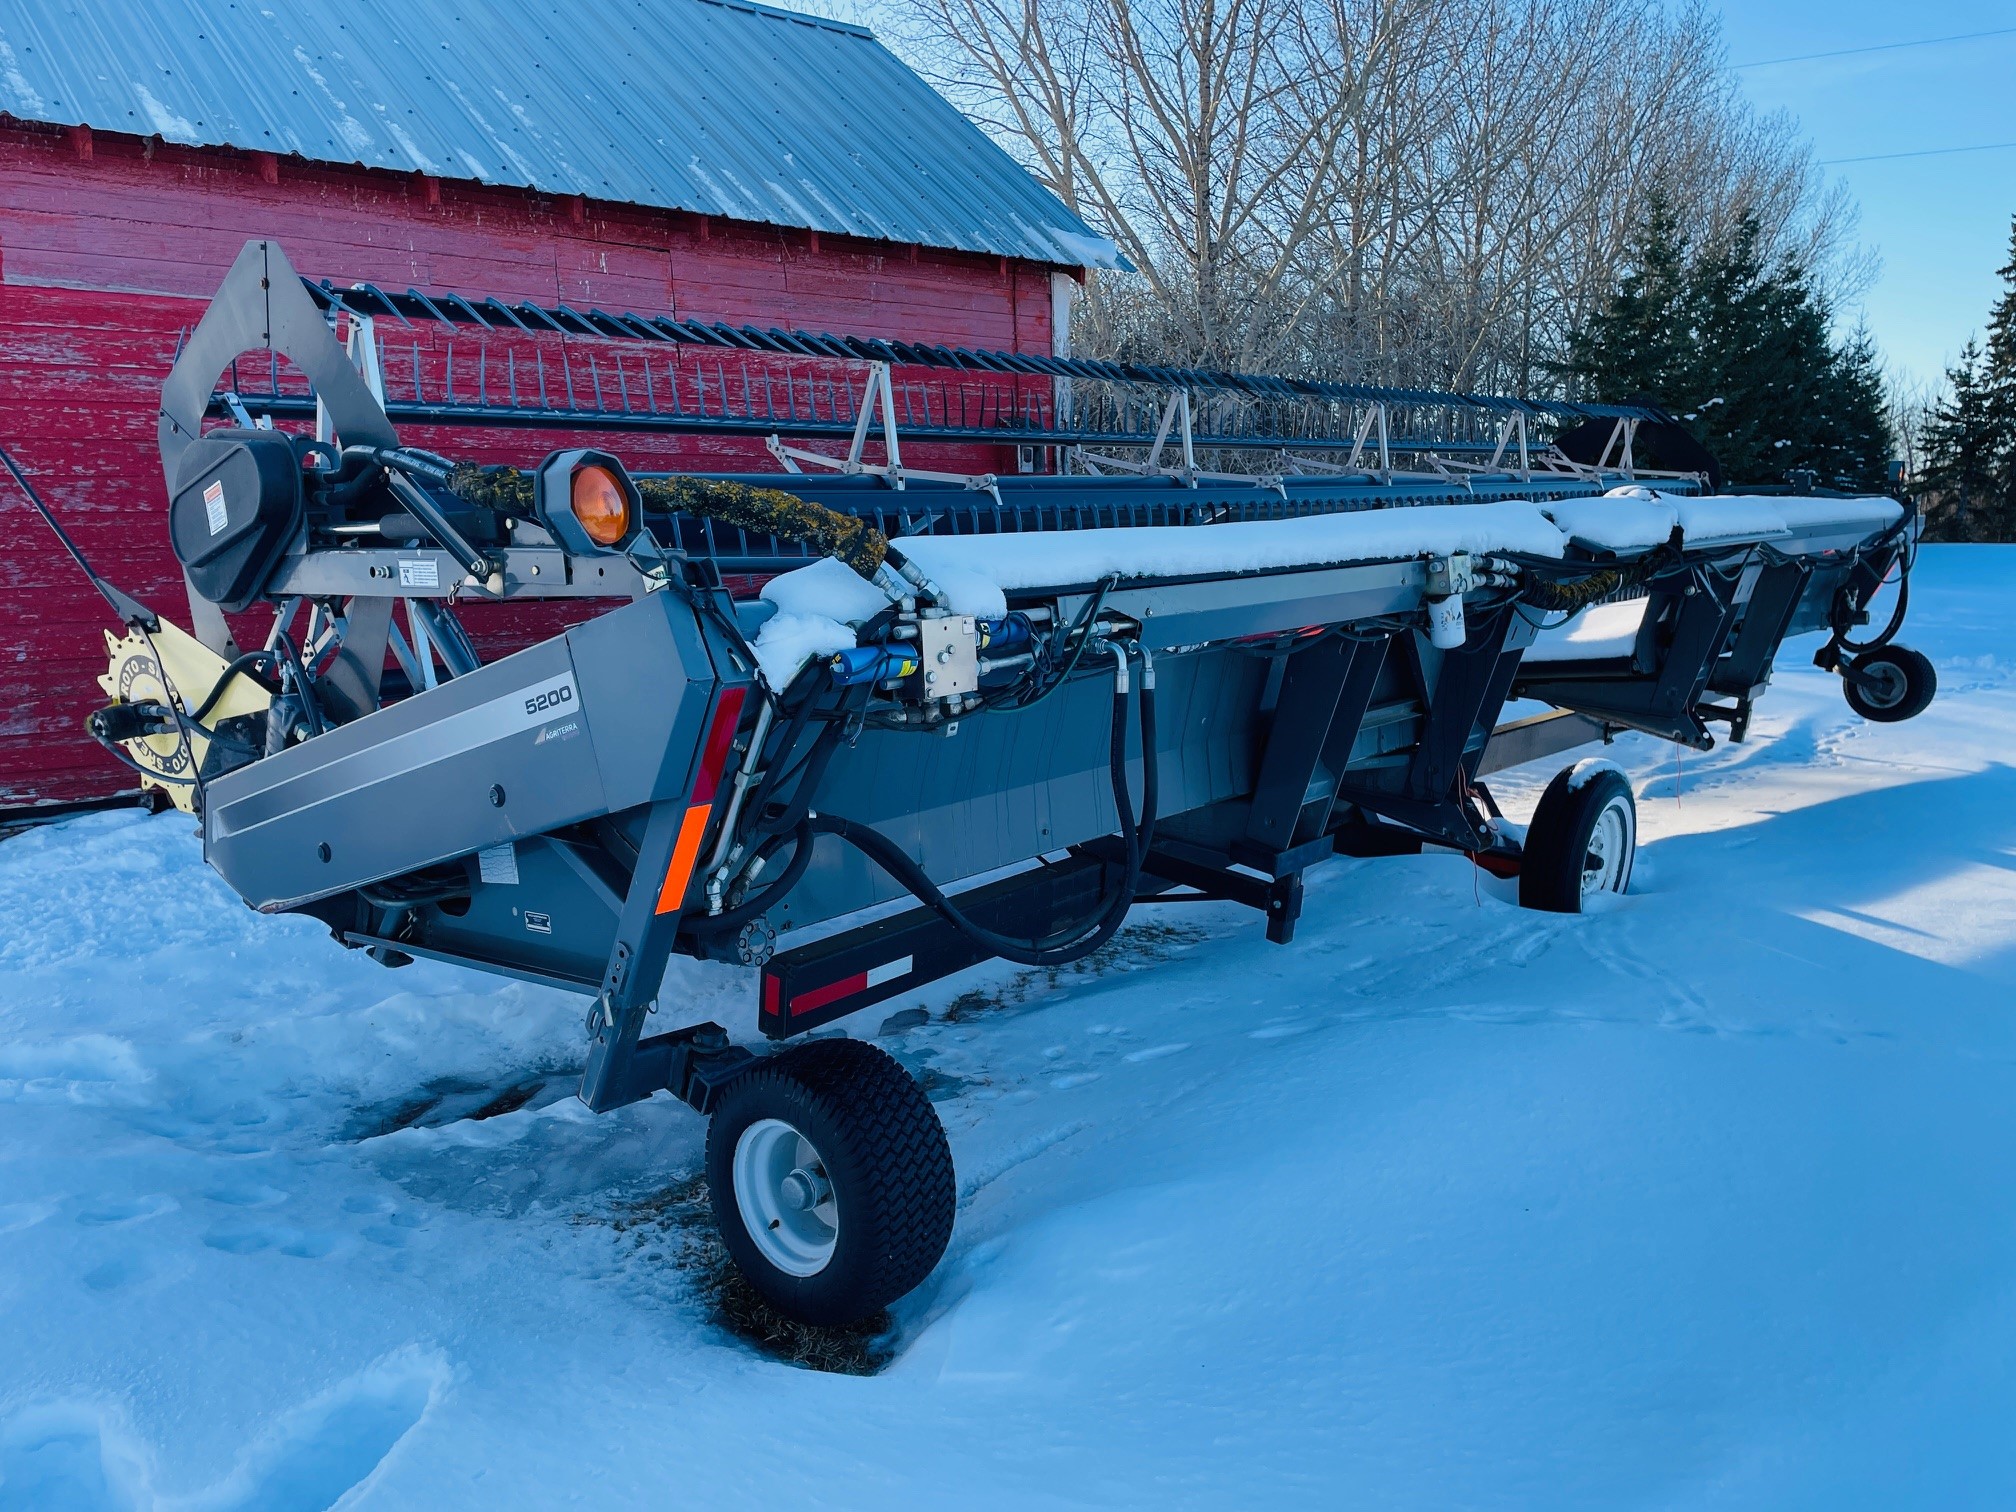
[790,972,867,1016]
[787,956,913,1018]
[653,684,749,915]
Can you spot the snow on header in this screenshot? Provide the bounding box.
[747,493,1904,686]
[1543,489,1905,554]
[896,501,1571,615]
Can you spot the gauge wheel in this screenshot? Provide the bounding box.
[1843,645,1936,723]
[705,1037,955,1326]
[1518,761,1637,914]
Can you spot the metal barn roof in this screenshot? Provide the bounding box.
[0,0,1123,269]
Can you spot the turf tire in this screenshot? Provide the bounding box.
[706,1037,955,1326]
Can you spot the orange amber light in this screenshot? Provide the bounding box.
[571,464,630,546]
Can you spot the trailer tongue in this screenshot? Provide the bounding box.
[47,241,1929,1325]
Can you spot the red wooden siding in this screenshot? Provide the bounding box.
[0,123,1057,808]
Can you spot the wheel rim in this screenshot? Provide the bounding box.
[1860,661,1907,708]
[1582,796,1633,898]
[733,1118,839,1276]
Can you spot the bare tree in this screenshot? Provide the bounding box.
[1887,366,1939,483]
[869,0,1864,396]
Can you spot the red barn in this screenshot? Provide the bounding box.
[0,0,1116,812]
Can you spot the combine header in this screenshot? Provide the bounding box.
[26,242,1930,1325]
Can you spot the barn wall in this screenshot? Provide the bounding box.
[0,124,1058,808]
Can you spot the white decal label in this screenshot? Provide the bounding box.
[203,480,228,536]
[477,842,519,885]
[517,673,578,726]
[866,956,913,989]
[398,558,441,589]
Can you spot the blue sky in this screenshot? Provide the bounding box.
[1719,2,2016,391]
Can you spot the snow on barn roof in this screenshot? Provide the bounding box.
[0,0,1123,269]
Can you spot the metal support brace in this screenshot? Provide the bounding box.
[317,595,394,722]
[579,797,706,1113]
[1072,391,1274,491]
[1399,622,1520,809]
[1488,412,1531,473]
[1071,445,1286,495]
[1145,389,1199,486]
[1517,564,1745,749]
[1332,614,1517,850]
[1240,635,1388,860]
[1346,404,1391,473]
[1709,557,1811,704]
[1593,417,1640,476]
[1116,841,1308,946]
[318,313,386,446]
[766,360,1006,504]
[405,599,439,690]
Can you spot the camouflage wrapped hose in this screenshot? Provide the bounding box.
[1522,536,1685,613]
[1522,565,1634,613]
[446,463,889,577]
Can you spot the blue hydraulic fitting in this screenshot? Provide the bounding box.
[831,618,1025,687]
[829,644,920,687]
[976,615,1032,654]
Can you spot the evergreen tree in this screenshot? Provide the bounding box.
[1684,217,1808,482]
[1565,192,1692,406]
[1984,217,2016,380]
[1917,214,2016,540]
[1567,206,1896,492]
[1980,215,2016,518]
[1817,325,1893,493]
[1920,340,2010,539]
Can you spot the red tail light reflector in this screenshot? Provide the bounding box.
[654,685,748,915]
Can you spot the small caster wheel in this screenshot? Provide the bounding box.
[1519,760,1636,914]
[706,1037,955,1326]
[1842,645,1935,723]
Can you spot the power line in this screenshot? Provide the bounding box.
[1734,25,2016,70]
[1818,140,2016,166]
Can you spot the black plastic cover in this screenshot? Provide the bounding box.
[1553,416,1722,491]
[170,429,305,612]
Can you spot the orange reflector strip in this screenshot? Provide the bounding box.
[653,685,750,916]
[655,802,713,914]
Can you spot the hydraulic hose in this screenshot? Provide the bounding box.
[739,662,827,832]
[87,728,199,786]
[749,706,856,845]
[809,643,1158,967]
[987,576,1118,713]
[1833,508,1917,655]
[1520,539,1680,614]
[273,631,326,738]
[188,649,279,723]
[685,820,817,935]
[1521,565,1633,614]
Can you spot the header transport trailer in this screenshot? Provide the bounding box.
[16,243,1930,1325]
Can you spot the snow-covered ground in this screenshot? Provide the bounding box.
[4,545,2014,1509]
